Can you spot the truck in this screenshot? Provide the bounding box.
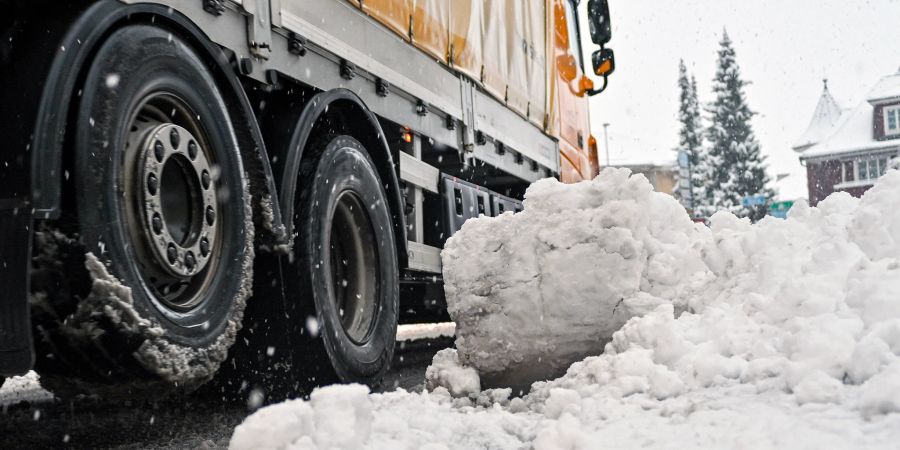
[0,0,615,398]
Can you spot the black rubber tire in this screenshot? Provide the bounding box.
[31,25,253,398]
[291,135,399,387]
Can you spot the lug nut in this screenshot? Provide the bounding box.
[152,213,163,234]
[154,141,165,162]
[166,243,178,264]
[170,128,180,149]
[147,173,158,195]
[185,252,196,271]
[200,237,210,257]
[188,141,198,160]
[201,170,211,189]
[205,206,215,226]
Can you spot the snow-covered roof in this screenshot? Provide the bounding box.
[792,81,844,151]
[866,69,900,104]
[800,99,899,159]
[798,72,900,160]
[771,168,808,201]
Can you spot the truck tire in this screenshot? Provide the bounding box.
[31,25,253,398]
[292,135,399,386]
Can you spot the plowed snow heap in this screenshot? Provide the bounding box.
[232,169,900,450]
[440,168,708,391]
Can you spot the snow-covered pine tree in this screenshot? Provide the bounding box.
[674,60,707,214]
[705,30,772,221]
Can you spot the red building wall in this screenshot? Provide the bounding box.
[806,160,840,206]
[805,160,872,206]
[874,104,885,140]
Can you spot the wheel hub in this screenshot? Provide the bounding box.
[137,123,217,278]
[330,191,379,344]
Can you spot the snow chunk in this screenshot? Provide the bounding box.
[442,169,708,389]
[231,384,373,450]
[860,364,900,418]
[793,371,843,405]
[425,349,480,398]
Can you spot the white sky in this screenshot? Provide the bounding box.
[583,0,900,196]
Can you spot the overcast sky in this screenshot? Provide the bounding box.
[583,0,900,196]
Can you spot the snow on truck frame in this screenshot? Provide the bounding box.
[0,0,614,397]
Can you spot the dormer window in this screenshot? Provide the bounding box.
[886,105,900,138]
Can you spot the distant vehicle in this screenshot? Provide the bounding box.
[0,0,614,398]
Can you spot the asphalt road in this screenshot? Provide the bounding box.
[0,337,452,450]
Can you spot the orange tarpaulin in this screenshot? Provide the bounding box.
[449,0,482,82]
[526,0,547,127]
[503,1,528,118]
[360,0,411,40]
[345,0,550,131]
[412,0,450,63]
[480,0,508,102]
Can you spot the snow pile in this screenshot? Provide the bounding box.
[0,372,54,406]
[441,169,709,389]
[231,169,900,449]
[231,385,373,450]
[424,349,481,398]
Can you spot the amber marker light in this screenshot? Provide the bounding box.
[580,76,595,94]
[595,59,613,76]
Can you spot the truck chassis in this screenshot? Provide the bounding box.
[0,0,608,398]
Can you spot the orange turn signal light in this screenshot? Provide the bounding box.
[591,47,616,77]
[595,59,613,76]
[579,76,595,94]
[402,131,413,143]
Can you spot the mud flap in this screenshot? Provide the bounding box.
[0,201,34,376]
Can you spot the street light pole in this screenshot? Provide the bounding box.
[602,123,610,166]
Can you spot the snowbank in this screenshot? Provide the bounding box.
[231,169,900,449]
[441,168,709,389]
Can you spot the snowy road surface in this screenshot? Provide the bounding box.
[0,333,453,449]
[5,169,900,449]
[233,169,900,449]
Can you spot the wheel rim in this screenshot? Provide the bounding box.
[329,191,379,344]
[123,93,222,312]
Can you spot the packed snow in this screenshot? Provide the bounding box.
[0,372,53,406]
[395,322,456,342]
[441,168,705,390]
[231,168,900,449]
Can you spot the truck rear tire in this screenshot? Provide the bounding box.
[31,25,253,398]
[291,135,399,387]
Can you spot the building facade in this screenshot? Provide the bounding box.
[613,161,677,195]
[795,71,900,205]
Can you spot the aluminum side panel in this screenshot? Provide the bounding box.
[279,0,462,120]
[473,89,558,173]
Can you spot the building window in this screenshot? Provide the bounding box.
[843,155,895,184]
[842,160,855,182]
[886,106,900,137]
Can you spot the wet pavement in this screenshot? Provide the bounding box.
[0,337,452,450]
